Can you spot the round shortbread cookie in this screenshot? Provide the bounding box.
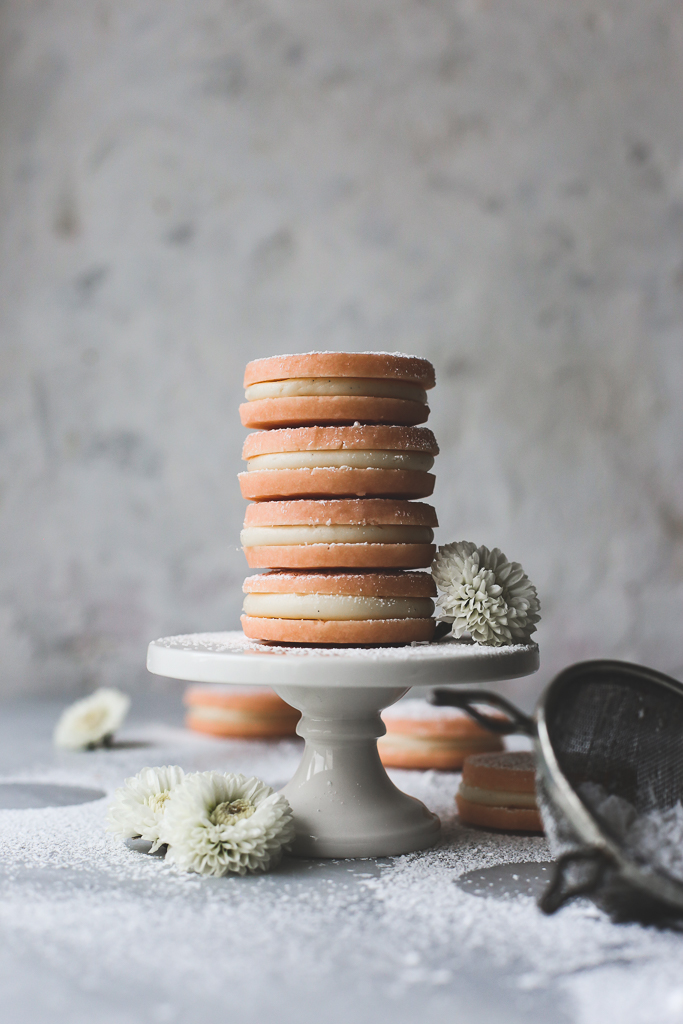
[242,499,437,570]
[243,543,435,569]
[240,468,436,501]
[242,425,439,459]
[240,395,429,429]
[242,569,436,645]
[462,750,537,794]
[244,352,435,389]
[240,615,436,645]
[184,685,300,739]
[243,569,437,597]
[378,699,504,770]
[456,751,543,833]
[244,499,438,527]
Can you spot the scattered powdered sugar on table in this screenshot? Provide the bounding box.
[1,712,683,1024]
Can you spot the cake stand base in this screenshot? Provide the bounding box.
[275,684,440,857]
[146,631,539,860]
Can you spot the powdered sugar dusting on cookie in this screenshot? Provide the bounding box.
[465,751,535,772]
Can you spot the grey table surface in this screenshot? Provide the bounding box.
[0,688,681,1024]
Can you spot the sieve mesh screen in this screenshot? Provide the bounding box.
[546,671,683,828]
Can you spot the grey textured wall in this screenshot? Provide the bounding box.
[1,0,682,699]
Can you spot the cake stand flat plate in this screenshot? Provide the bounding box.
[147,630,539,687]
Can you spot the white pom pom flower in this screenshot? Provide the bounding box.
[162,771,295,876]
[106,765,186,852]
[432,541,540,646]
[54,687,131,750]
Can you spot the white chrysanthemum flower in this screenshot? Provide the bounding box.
[432,541,540,646]
[53,687,131,750]
[162,771,295,877]
[106,765,186,852]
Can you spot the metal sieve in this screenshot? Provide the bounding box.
[430,659,683,924]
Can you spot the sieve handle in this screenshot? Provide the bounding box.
[539,849,610,914]
[428,688,535,737]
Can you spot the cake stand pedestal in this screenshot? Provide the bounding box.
[147,632,539,859]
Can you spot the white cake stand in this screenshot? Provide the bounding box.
[147,631,539,859]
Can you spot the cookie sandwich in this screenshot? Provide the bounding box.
[241,569,437,644]
[240,351,434,429]
[456,751,543,832]
[239,425,438,502]
[184,685,300,739]
[378,699,504,770]
[241,498,437,569]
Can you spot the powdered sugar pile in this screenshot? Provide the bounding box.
[580,783,683,883]
[628,805,683,881]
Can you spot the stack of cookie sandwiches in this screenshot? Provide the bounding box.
[239,351,439,645]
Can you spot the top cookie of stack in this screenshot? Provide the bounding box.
[240,351,435,429]
[239,351,439,645]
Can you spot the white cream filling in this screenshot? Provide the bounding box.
[246,450,434,472]
[242,593,435,620]
[458,783,537,809]
[241,525,434,547]
[245,378,427,403]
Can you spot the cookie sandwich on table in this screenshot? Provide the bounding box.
[456,751,543,833]
[184,685,300,739]
[378,699,504,771]
[239,351,440,645]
